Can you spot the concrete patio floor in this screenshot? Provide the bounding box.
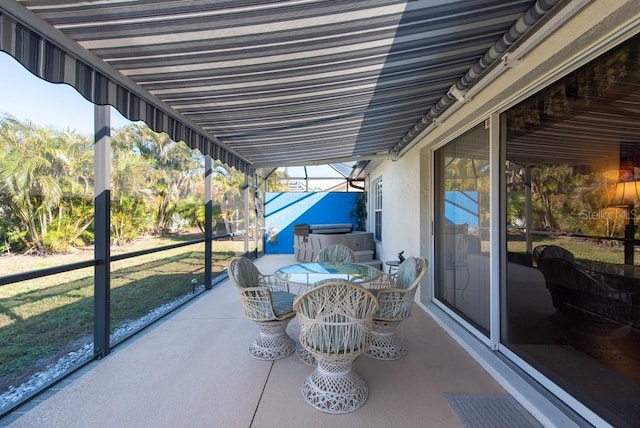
[2,255,535,427]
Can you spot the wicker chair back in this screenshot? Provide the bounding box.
[315,244,358,263]
[294,280,378,356]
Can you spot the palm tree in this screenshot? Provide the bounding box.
[531,164,575,232]
[120,124,202,235]
[0,118,64,254]
[47,129,94,251]
[109,130,154,244]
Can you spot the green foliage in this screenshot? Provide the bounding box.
[176,198,206,232]
[0,116,253,254]
[0,118,94,254]
[350,192,367,231]
[42,230,75,253]
[3,229,28,254]
[529,164,579,231]
[266,169,289,192]
[111,196,153,245]
[112,124,204,236]
[43,197,94,252]
[507,162,626,246]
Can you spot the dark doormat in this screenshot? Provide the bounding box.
[444,393,542,428]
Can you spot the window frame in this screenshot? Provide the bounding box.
[373,176,382,241]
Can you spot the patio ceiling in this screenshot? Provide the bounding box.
[1,0,565,174]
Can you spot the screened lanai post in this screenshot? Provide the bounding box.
[205,155,213,290]
[244,177,250,255]
[94,104,111,357]
[525,165,533,257]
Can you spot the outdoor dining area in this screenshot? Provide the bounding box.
[2,252,541,428]
[227,245,427,413]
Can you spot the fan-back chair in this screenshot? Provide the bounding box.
[366,256,428,360]
[228,257,296,360]
[314,244,358,263]
[294,280,378,413]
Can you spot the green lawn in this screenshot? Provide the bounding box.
[507,234,629,265]
[0,236,246,394]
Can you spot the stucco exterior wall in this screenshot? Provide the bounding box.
[370,151,422,267]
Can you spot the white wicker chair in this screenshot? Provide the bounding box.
[366,256,427,360]
[294,280,378,414]
[314,244,358,263]
[228,256,297,360]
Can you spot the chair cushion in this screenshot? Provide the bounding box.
[271,291,296,316]
[233,257,260,287]
[396,257,419,288]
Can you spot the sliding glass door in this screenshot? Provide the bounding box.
[434,122,491,336]
[502,34,640,426]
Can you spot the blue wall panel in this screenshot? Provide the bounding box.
[264,192,358,254]
[445,191,479,227]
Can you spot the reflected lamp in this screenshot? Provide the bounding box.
[611,180,640,207]
[610,180,640,265]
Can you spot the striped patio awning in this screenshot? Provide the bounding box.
[1,0,562,174]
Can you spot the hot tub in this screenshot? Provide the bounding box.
[293,223,377,265]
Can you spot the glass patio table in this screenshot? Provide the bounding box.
[276,261,381,365]
[275,262,381,293]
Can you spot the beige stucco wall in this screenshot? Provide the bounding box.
[369,150,422,268]
[368,0,640,300]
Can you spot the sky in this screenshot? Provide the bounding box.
[0,52,347,187]
[0,52,131,135]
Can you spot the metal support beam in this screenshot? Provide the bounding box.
[94,104,111,357]
[244,176,250,255]
[204,155,213,290]
[525,166,533,256]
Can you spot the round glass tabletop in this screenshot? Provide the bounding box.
[274,262,380,287]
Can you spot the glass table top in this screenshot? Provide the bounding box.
[274,262,380,287]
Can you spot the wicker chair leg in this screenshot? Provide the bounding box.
[301,358,368,414]
[366,320,407,360]
[249,319,296,360]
